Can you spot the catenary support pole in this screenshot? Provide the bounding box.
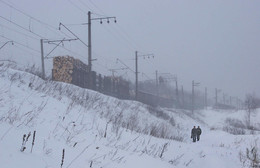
[181,85,184,108]
[205,87,207,109]
[135,51,138,100]
[88,11,92,72]
[40,39,45,80]
[175,78,179,107]
[192,80,194,113]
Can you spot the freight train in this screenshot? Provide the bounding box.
[52,56,174,107]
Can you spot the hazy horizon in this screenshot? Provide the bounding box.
[1,0,259,100]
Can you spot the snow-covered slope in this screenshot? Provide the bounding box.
[0,65,259,168]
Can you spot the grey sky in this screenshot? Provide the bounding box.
[0,0,259,100]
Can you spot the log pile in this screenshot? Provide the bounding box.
[52,55,131,99]
[52,56,88,84]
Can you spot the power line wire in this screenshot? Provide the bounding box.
[57,45,87,61]
[0,17,88,60]
[86,0,142,50]
[114,23,142,49]
[141,72,153,81]
[67,0,87,15]
[60,1,139,69]
[59,23,88,47]
[94,62,110,71]
[77,0,93,11]
[88,0,107,16]
[102,23,136,52]
[0,34,40,53]
[0,23,39,40]
[13,44,37,58]
[116,58,135,73]
[0,34,86,62]
[0,0,72,39]
[0,15,44,38]
[68,1,139,57]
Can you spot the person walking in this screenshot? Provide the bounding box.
[196,126,202,141]
[191,126,197,142]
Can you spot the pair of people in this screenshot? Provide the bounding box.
[191,126,202,142]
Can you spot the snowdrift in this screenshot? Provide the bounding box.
[0,65,259,168]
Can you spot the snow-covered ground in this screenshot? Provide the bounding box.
[0,65,259,168]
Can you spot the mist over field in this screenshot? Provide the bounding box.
[0,1,260,168]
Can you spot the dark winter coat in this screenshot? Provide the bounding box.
[191,128,197,137]
[197,128,202,136]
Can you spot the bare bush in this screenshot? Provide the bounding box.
[10,72,22,83]
[210,127,217,130]
[225,118,246,129]
[170,135,184,142]
[223,126,245,135]
[240,140,260,168]
[159,143,168,158]
[24,64,42,77]
[5,107,19,125]
[147,106,176,127]
[149,123,179,140]
[126,114,139,132]
[245,94,258,129]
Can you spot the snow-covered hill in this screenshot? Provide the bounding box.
[0,64,259,168]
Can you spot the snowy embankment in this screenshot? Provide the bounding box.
[0,65,259,168]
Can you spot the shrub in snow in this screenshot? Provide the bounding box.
[245,93,258,129]
[225,118,246,129]
[225,118,260,134]
[20,134,27,152]
[246,147,260,168]
[159,143,168,158]
[147,106,176,127]
[223,126,245,135]
[61,149,65,168]
[20,132,31,152]
[210,127,217,130]
[240,140,260,168]
[30,130,36,153]
[24,64,42,78]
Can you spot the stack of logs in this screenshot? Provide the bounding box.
[52,56,88,84]
[52,55,130,99]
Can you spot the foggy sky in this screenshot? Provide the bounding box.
[1,0,260,100]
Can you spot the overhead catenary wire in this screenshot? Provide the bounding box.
[86,0,142,50]
[43,38,87,60]
[94,62,110,71]
[0,14,88,64]
[1,3,87,57]
[57,0,142,73]
[0,34,86,61]
[114,23,142,50]
[0,15,44,38]
[88,0,107,16]
[13,44,37,62]
[0,0,72,39]
[67,0,87,15]
[77,0,93,11]
[66,0,140,57]
[0,23,39,41]
[0,0,116,78]
[59,23,88,48]
[102,23,136,52]
[47,43,87,61]
[44,39,65,59]
[116,58,135,73]
[2,0,151,84]
[0,34,40,53]
[141,72,153,81]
